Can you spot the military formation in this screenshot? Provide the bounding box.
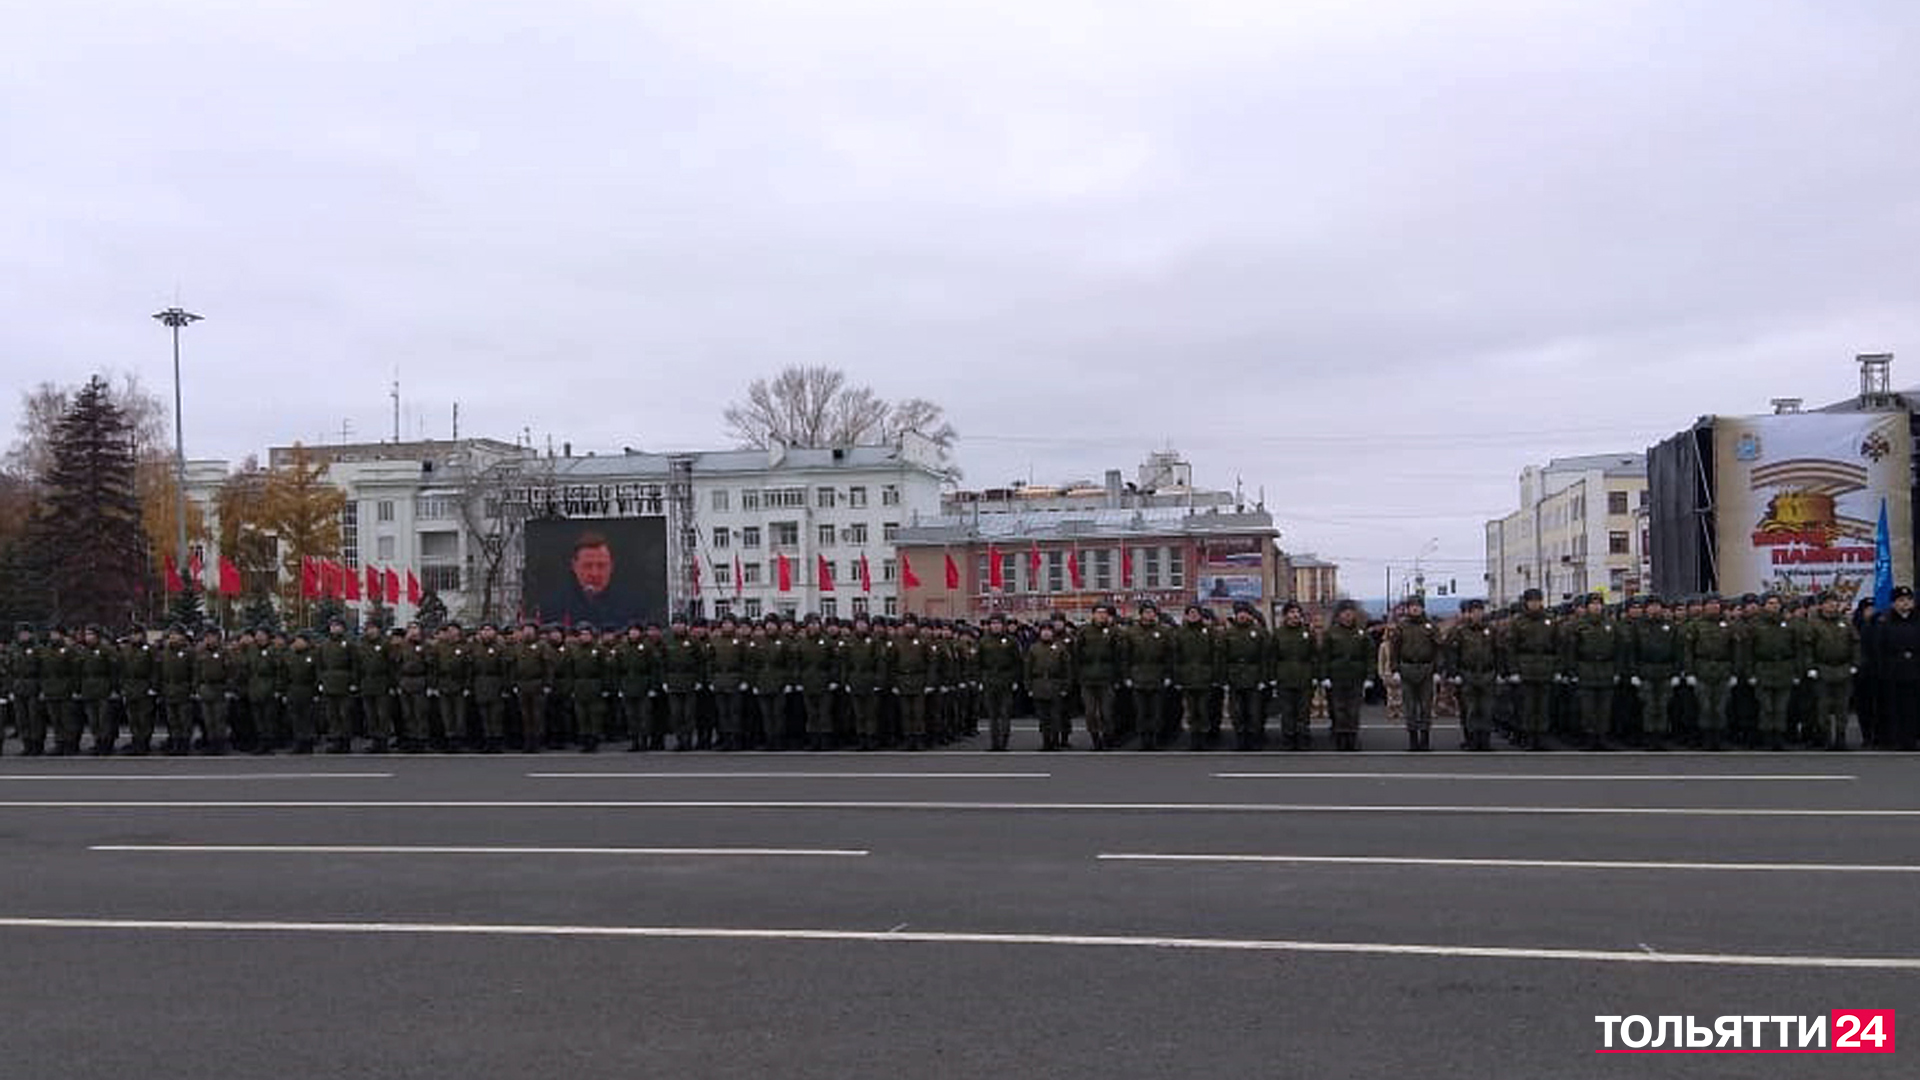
[1,584,1914,755]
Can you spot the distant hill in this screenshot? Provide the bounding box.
[1354,596,1482,618]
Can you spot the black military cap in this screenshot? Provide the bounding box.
[575,621,595,633]
[1584,592,1604,606]
[1281,600,1302,614]
[902,613,919,624]
[1091,602,1114,615]
[1137,600,1157,612]
[1334,599,1360,613]
[1521,588,1543,602]
[1893,586,1915,601]
[1184,604,1205,616]
[444,620,462,630]
[293,629,312,640]
[1461,598,1485,611]
[389,626,406,636]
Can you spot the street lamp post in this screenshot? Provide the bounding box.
[152,307,202,585]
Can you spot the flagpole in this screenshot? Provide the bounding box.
[152,307,202,590]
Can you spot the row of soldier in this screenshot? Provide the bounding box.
[2,585,1911,755]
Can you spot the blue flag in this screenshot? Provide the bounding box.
[1874,497,1894,610]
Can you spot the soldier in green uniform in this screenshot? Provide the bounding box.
[159,626,197,755]
[242,628,284,754]
[1441,599,1500,751]
[565,624,609,751]
[661,615,704,751]
[1562,593,1623,750]
[1627,597,1685,750]
[38,628,76,755]
[1390,597,1443,751]
[1501,588,1560,750]
[119,626,159,755]
[955,623,982,739]
[1683,596,1741,751]
[1124,604,1175,751]
[978,615,1022,752]
[395,625,435,752]
[8,626,45,755]
[502,624,544,751]
[280,630,321,753]
[743,620,784,749]
[1270,602,1319,751]
[1745,594,1806,751]
[193,627,234,755]
[1025,622,1073,751]
[1218,604,1270,751]
[353,624,395,754]
[317,619,357,752]
[466,623,510,752]
[431,624,472,750]
[1174,604,1217,750]
[844,617,889,751]
[1319,601,1375,752]
[893,615,933,751]
[1074,604,1123,751]
[74,626,118,755]
[707,617,749,751]
[689,619,718,750]
[926,624,952,744]
[795,617,839,751]
[1807,593,1862,749]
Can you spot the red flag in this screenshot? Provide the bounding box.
[1029,542,1043,581]
[859,552,872,594]
[319,560,337,599]
[384,568,400,605]
[987,545,1004,590]
[217,557,242,596]
[1121,546,1133,587]
[691,556,703,597]
[777,553,792,592]
[344,563,361,601]
[944,552,960,590]
[406,569,422,605]
[1067,547,1083,590]
[163,555,184,594]
[365,566,381,602]
[899,551,921,589]
[300,557,319,600]
[817,554,835,592]
[733,554,744,598]
[187,550,205,586]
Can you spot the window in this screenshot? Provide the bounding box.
[740,488,760,511]
[771,521,800,548]
[819,598,837,619]
[742,562,763,585]
[1609,569,1627,594]
[765,487,805,509]
[848,486,868,508]
[741,526,762,549]
[713,599,731,619]
[1609,531,1631,555]
[376,535,396,562]
[418,531,458,560]
[1090,548,1113,590]
[414,496,457,520]
[1047,551,1065,593]
[976,557,990,593]
[1166,547,1185,589]
[714,564,733,586]
[711,489,730,512]
[883,596,899,617]
[744,599,763,618]
[882,522,900,542]
[1609,491,1630,516]
[341,502,359,569]
[818,524,837,548]
[1143,547,1161,588]
[376,500,395,523]
[817,487,836,509]
[882,558,898,582]
[881,484,900,506]
[421,565,461,593]
[846,523,869,545]
[712,527,730,550]
[851,597,869,617]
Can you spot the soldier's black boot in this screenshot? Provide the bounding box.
[906,735,925,751]
[673,734,692,752]
[580,738,599,753]
[1766,732,1784,751]
[1406,730,1419,752]
[292,739,315,755]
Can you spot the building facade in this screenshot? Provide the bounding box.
[1485,454,1649,606]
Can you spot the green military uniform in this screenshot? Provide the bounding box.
[1441,611,1500,751]
[844,627,890,751]
[1218,617,1270,751]
[978,625,1022,752]
[1319,616,1375,752]
[795,629,839,749]
[1501,603,1560,750]
[709,630,750,750]
[1024,634,1073,751]
[1684,609,1742,750]
[1627,610,1684,747]
[395,635,435,750]
[1173,617,1217,749]
[193,638,234,754]
[1563,604,1623,749]
[280,637,321,752]
[433,634,473,749]
[160,637,198,754]
[1745,609,1806,750]
[242,638,283,752]
[39,638,77,755]
[1124,616,1176,751]
[1807,607,1861,749]
[468,633,511,751]
[10,635,47,755]
[1269,616,1319,751]
[510,633,554,751]
[661,628,705,751]
[119,636,159,755]
[75,635,118,755]
[1391,611,1443,750]
[564,635,610,749]
[745,632,788,749]
[353,631,396,751]
[317,630,357,751]
[893,626,933,750]
[1074,616,1123,750]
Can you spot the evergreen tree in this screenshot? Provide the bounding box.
[309,596,350,634]
[34,377,145,626]
[364,594,393,632]
[240,590,280,634]
[167,583,207,635]
[415,589,449,634]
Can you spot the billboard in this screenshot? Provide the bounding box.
[1712,413,1912,601]
[524,517,669,627]
[1197,574,1263,603]
[1201,536,1265,569]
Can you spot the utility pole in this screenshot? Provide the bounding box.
[151,307,203,581]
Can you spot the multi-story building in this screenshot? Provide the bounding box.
[1285,552,1341,617]
[895,506,1281,622]
[1485,454,1649,606]
[943,449,1239,516]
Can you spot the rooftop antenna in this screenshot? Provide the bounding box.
[339,418,354,444]
[390,369,401,442]
[452,401,460,441]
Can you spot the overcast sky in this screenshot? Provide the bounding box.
[6,0,1918,596]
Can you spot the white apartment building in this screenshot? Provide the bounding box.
[1485,454,1650,606]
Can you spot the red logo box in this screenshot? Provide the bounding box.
[1831,1010,1895,1054]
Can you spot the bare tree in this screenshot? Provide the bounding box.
[723,365,957,470]
[6,372,169,480]
[456,455,542,623]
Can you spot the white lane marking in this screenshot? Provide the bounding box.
[0,916,1914,970]
[0,773,394,781]
[90,844,867,857]
[1211,773,1857,782]
[4,801,1919,816]
[527,772,1051,779]
[1097,853,1920,873]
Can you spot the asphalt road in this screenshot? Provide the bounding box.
[2,738,1916,1078]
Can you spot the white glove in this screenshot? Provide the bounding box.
[1319,679,1332,689]
[1363,679,1375,691]
[1850,667,1859,675]
[1162,678,1172,688]
[1629,676,1642,687]
[1685,675,1698,687]
[1124,679,1134,688]
[1806,670,1819,681]
[1450,676,1464,686]
[1387,673,1401,685]
[828,682,839,691]
[1505,675,1521,685]
[738,682,749,692]
[1726,677,1739,688]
